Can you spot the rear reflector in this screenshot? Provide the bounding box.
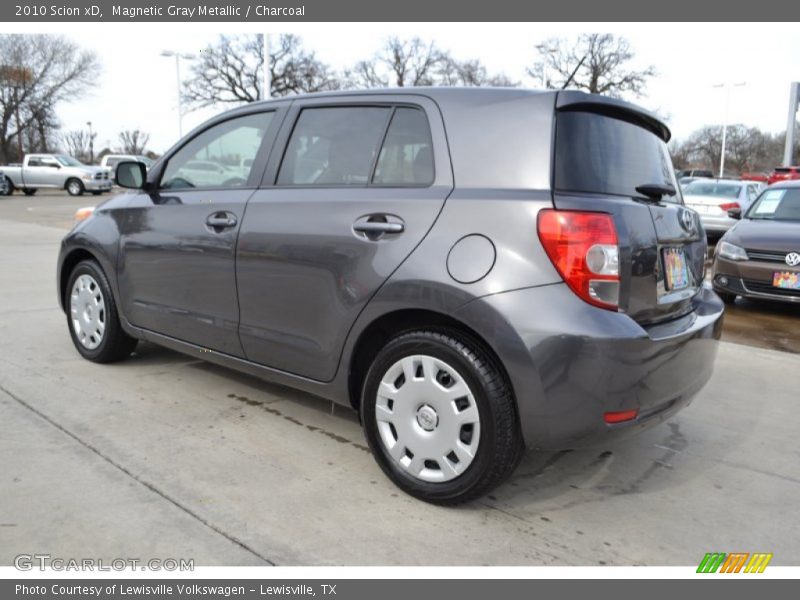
[537,210,620,310]
[604,409,639,424]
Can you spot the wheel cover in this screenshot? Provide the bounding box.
[68,181,81,194]
[375,354,481,483]
[69,274,106,350]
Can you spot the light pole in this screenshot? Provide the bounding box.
[712,81,746,178]
[86,121,94,164]
[161,50,195,138]
[263,34,271,99]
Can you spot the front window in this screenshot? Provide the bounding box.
[746,188,800,221]
[161,112,273,190]
[55,155,84,167]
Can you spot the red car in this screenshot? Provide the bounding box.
[768,166,800,185]
[741,172,769,183]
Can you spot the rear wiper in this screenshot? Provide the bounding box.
[635,183,676,202]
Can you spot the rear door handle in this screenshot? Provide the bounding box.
[206,212,237,231]
[353,222,404,234]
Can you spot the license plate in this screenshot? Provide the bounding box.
[663,247,690,291]
[773,272,800,289]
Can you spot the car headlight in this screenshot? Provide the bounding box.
[717,241,748,261]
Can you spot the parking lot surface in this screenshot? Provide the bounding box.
[1,190,799,565]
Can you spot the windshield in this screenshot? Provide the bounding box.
[55,155,84,167]
[683,181,741,197]
[554,111,681,203]
[746,188,800,221]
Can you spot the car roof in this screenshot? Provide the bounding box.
[769,179,800,189]
[215,86,671,141]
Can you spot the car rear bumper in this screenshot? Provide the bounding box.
[457,283,724,450]
[699,214,736,233]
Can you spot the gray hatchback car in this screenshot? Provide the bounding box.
[57,88,723,503]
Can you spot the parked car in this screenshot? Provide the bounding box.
[741,172,769,183]
[1,154,112,196]
[57,89,723,503]
[676,168,714,179]
[100,154,154,182]
[767,166,800,185]
[711,181,800,304]
[682,179,765,235]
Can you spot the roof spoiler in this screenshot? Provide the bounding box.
[555,91,671,143]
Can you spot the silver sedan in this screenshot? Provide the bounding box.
[683,180,765,235]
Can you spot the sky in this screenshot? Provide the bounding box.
[8,22,800,155]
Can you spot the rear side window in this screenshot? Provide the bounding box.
[372,107,434,185]
[277,107,390,186]
[555,111,680,203]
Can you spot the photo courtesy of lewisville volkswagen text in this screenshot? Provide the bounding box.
[0,0,799,593]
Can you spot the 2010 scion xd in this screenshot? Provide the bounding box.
[58,89,723,504]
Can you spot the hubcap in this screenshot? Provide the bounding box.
[69,274,106,350]
[375,354,481,483]
[69,182,80,194]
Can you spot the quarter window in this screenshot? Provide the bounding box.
[277,107,390,186]
[372,108,434,186]
[161,112,273,190]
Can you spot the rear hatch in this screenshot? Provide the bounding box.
[552,92,706,325]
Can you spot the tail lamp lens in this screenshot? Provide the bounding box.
[604,409,639,424]
[719,202,740,212]
[537,210,620,310]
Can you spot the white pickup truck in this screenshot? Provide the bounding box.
[1,154,112,196]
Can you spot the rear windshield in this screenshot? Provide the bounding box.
[554,111,680,203]
[682,181,741,197]
[746,188,800,221]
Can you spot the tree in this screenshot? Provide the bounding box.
[60,129,95,163]
[0,34,98,162]
[527,34,655,97]
[346,36,516,89]
[118,129,150,155]
[182,34,340,108]
[671,124,792,175]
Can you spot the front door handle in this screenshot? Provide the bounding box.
[206,212,237,231]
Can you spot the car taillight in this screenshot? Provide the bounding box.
[537,209,620,310]
[719,202,740,212]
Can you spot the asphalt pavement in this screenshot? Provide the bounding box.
[1,190,798,566]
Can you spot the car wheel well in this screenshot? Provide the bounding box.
[60,248,98,311]
[347,308,513,412]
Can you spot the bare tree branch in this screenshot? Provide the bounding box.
[0,34,98,162]
[527,34,655,98]
[118,130,150,155]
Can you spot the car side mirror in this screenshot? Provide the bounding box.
[116,161,147,189]
[727,207,742,220]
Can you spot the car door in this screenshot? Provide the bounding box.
[117,106,285,356]
[25,156,60,187]
[236,95,453,381]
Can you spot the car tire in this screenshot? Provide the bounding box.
[66,259,137,363]
[0,176,11,195]
[22,188,37,196]
[66,179,84,196]
[361,330,523,504]
[717,291,736,304]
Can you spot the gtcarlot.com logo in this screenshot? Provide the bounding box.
[14,554,194,572]
[697,552,773,573]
